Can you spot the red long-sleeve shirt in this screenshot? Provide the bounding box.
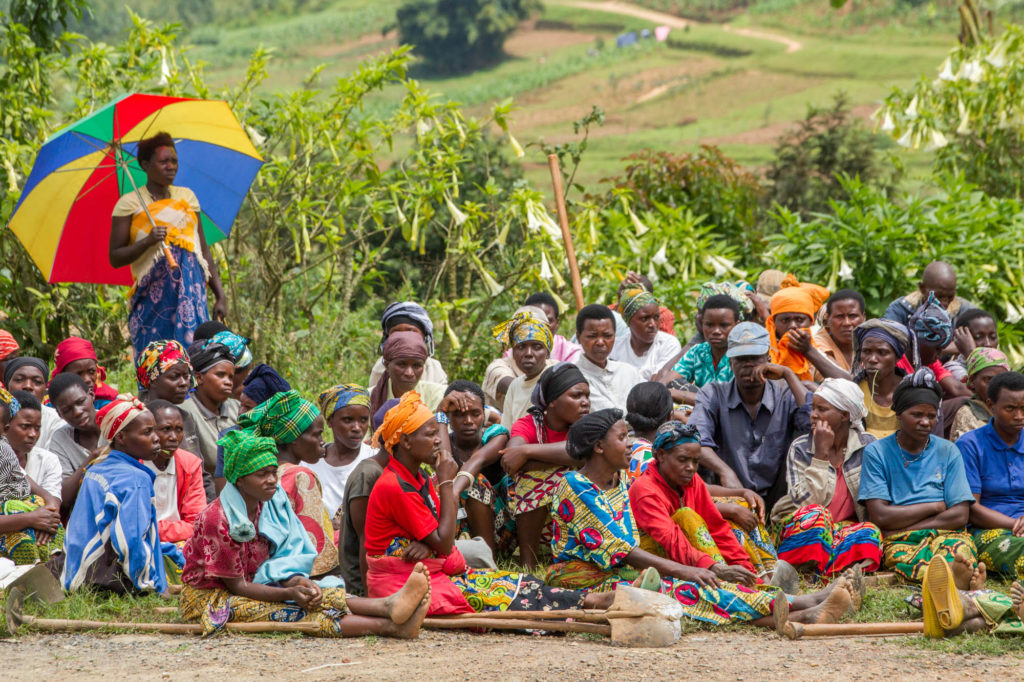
[628,459,755,573]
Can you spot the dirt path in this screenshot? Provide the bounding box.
[5,628,1023,680]
[552,0,803,53]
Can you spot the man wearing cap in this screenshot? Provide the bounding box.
[688,322,812,513]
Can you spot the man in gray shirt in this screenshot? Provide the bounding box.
[688,322,811,513]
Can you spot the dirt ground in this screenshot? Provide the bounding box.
[5,628,1024,680]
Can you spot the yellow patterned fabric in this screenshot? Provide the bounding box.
[639,507,726,564]
[179,584,349,637]
[882,529,977,584]
[713,496,777,580]
[0,496,65,564]
[972,528,1024,581]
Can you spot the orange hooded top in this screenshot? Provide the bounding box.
[765,275,830,381]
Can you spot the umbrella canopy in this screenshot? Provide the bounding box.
[7,93,263,285]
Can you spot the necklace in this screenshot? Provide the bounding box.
[895,431,926,467]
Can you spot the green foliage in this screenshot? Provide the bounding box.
[877,24,1024,198]
[394,0,541,75]
[765,92,898,220]
[599,146,764,254]
[4,0,87,48]
[767,174,1024,363]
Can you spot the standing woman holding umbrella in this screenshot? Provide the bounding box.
[109,132,227,356]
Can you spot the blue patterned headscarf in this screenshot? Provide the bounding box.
[908,292,953,350]
[318,383,370,420]
[652,421,700,451]
[0,387,20,419]
[208,331,253,368]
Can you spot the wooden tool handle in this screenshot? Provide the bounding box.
[785,621,924,640]
[433,609,610,624]
[424,617,610,635]
[547,153,585,311]
[24,615,319,635]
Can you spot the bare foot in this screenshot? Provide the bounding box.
[388,568,432,639]
[840,565,864,611]
[969,562,987,592]
[789,577,853,625]
[1011,582,1024,620]
[950,554,975,592]
[385,563,430,625]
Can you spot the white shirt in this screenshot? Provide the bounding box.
[22,446,62,500]
[310,442,375,519]
[39,404,64,451]
[610,330,682,381]
[143,457,180,523]
[573,354,643,412]
[500,360,556,429]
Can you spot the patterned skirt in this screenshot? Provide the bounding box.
[971,589,1024,635]
[544,560,775,625]
[0,496,65,565]
[459,474,516,557]
[882,529,977,584]
[972,528,1024,581]
[712,496,777,580]
[128,246,209,357]
[509,466,569,516]
[776,504,882,577]
[179,584,349,637]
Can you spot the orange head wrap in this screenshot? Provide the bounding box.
[371,390,435,453]
[765,274,830,380]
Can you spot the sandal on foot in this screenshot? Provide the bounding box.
[922,556,964,637]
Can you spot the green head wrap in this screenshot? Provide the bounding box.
[219,429,279,484]
[238,389,320,445]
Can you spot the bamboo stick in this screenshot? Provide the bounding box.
[547,154,585,311]
[784,621,924,640]
[424,617,610,635]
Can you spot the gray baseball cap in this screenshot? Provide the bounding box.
[726,322,771,358]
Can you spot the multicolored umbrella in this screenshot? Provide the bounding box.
[7,93,263,285]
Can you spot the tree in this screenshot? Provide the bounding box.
[394,0,541,75]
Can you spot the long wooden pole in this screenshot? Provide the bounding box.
[547,154,585,311]
[424,617,610,635]
[783,621,924,640]
[21,615,319,635]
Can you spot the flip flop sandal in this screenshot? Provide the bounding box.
[923,556,964,635]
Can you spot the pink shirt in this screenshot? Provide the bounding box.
[827,468,856,522]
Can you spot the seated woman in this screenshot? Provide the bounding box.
[0,389,63,566]
[180,429,431,638]
[957,371,1024,582]
[178,343,240,477]
[772,379,882,578]
[947,348,1008,442]
[852,319,909,439]
[239,390,338,579]
[4,356,63,450]
[135,341,204,480]
[945,308,1000,382]
[440,381,515,557]
[626,381,674,480]
[369,332,445,416]
[51,336,120,409]
[200,330,253,400]
[919,555,1023,638]
[500,363,590,568]
[310,384,373,521]
[62,396,182,594]
[6,391,62,500]
[547,409,858,627]
[367,302,449,390]
[363,392,613,616]
[47,373,106,515]
[610,286,681,381]
[144,400,207,544]
[859,369,982,589]
[660,294,740,406]
[493,310,555,428]
[901,294,970,399]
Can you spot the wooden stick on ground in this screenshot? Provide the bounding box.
[424,617,610,635]
[783,621,924,640]
[17,615,319,636]
[547,153,585,311]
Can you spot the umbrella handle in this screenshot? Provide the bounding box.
[162,242,179,270]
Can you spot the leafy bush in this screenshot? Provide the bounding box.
[767,175,1024,362]
[394,0,541,75]
[764,92,898,220]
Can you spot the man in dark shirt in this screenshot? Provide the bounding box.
[688,322,811,513]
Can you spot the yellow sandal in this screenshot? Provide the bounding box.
[922,556,964,637]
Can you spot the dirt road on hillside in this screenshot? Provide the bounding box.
[5,628,1023,680]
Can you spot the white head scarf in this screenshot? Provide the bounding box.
[815,378,868,434]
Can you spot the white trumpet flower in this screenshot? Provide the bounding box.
[838,256,853,281]
[880,110,896,133]
[629,209,649,236]
[925,129,948,151]
[937,57,956,81]
[445,194,467,226]
[905,96,919,118]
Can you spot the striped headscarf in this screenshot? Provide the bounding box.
[492,309,553,351]
[0,387,20,419]
[619,286,658,324]
[219,429,279,484]
[135,340,191,389]
[318,384,371,420]
[372,390,435,453]
[208,331,252,368]
[96,394,148,442]
[965,347,1009,378]
[652,421,700,451]
[238,389,320,445]
[0,330,18,360]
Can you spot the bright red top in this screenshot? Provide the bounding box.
[628,460,756,573]
[509,414,568,445]
[181,499,272,590]
[896,357,951,382]
[156,448,207,544]
[363,458,439,556]
[827,467,857,522]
